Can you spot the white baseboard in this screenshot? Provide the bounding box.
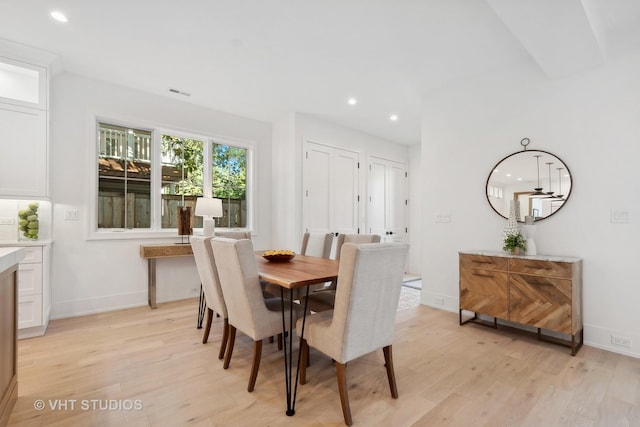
[583,324,640,359]
[51,291,149,319]
[18,324,47,339]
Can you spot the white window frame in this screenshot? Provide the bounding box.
[88,116,256,240]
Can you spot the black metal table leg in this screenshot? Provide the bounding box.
[280,286,310,416]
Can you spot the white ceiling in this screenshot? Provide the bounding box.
[1,0,639,145]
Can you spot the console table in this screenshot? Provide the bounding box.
[459,250,583,355]
[139,244,193,309]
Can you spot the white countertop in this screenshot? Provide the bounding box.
[0,240,53,247]
[459,250,582,263]
[0,247,25,273]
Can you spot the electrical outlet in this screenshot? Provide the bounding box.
[434,296,444,305]
[611,335,631,347]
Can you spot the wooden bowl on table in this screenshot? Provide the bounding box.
[262,250,295,263]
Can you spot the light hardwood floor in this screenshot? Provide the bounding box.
[8,298,640,426]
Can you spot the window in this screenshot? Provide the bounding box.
[160,135,204,229]
[212,144,247,228]
[95,120,253,236]
[97,123,152,229]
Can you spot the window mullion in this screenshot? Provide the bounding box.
[203,140,213,198]
[151,130,162,230]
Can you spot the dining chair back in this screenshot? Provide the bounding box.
[191,236,229,359]
[302,233,381,312]
[211,237,301,392]
[335,233,381,260]
[298,242,409,425]
[215,230,251,240]
[300,232,333,258]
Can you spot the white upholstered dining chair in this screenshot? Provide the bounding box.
[297,232,334,296]
[297,242,409,426]
[211,237,302,392]
[191,236,229,359]
[301,232,334,259]
[214,230,251,240]
[302,233,381,312]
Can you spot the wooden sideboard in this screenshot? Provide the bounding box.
[459,250,583,355]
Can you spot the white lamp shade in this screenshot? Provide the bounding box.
[195,197,223,218]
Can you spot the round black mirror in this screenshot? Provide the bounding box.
[486,148,572,222]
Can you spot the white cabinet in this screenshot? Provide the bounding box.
[0,56,49,198]
[0,105,47,197]
[17,245,50,337]
[302,141,360,236]
[367,156,408,243]
[0,56,47,109]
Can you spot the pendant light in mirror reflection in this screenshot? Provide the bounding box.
[555,168,565,200]
[529,154,546,197]
[485,139,572,222]
[545,162,555,197]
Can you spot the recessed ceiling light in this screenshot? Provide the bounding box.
[506,173,512,177]
[389,114,398,121]
[347,97,357,105]
[50,11,68,23]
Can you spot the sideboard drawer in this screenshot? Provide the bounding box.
[509,259,572,278]
[460,254,508,271]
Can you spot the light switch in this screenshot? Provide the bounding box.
[0,217,14,225]
[64,209,80,220]
[435,214,451,223]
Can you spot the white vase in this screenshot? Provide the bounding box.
[523,224,537,256]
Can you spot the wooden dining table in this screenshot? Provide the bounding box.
[255,251,339,417]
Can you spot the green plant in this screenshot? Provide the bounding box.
[503,231,526,253]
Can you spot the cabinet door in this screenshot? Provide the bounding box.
[0,56,47,110]
[18,263,42,296]
[509,273,572,333]
[303,141,359,235]
[367,157,408,242]
[460,267,508,318]
[0,104,47,197]
[303,144,332,233]
[18,295,42,329]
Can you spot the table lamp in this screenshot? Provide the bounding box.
[195,197,223,236]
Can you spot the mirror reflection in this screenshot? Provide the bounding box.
[486,150,572,221]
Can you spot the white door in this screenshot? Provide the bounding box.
[367,156,408,242]
[303,141,359,237]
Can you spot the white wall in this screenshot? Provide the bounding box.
[420,51,640,357]
[271,113,413,258]
[50,72,272,318]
